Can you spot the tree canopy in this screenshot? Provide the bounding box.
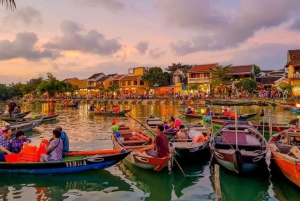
[253,64,261,77]
[165,63,193,74]
[237,78,258,93]
[1,0,16,10]
[210,65,232,88]
[142,67,171,87]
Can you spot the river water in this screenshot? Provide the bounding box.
[0,101,300,201]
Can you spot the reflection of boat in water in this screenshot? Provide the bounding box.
[117,158,211,201]
[214,163,270,201]
[0,170,132,200]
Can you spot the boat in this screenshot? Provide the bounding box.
[112,125,169,171]
[3,118,44,134]
[288,107,300,114]
[179,111,257,121]
[2,148,131,174]
[212,120,292,133]
[61,104,78,108]
[0,111,31,118]
[170,123,210,158]
[269,127,300,187]
[91,109,132,116]
[209,121,268,173]
[1,114,59,124]
[145,115,177,137]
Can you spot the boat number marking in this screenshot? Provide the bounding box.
[189,147,199,152]
[65,160,87,167]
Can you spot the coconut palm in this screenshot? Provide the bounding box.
[1,0,16,10]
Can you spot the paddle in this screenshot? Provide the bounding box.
[125,113,155,135]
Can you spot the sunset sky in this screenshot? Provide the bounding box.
[1,0,300,84]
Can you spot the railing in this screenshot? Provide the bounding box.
[188,77,210,83]
[289,74,300,79]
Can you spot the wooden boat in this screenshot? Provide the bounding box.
[112,126,169,171]
[2,149,131,174]
[179,111,257,121]
[2,114,59,124]
[3,118,44,134]
[288,107,300,114]
[91,109,132,116]
[212,120,292,133]
[145,115,177,136]
[0,111,31,118]
[209,121,268,173]
[61,104,78,108]
[269,127,300,187]
[170,123,210,158]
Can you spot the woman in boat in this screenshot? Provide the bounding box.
[89,104,96,111]
[223,109,229,116]
[40,130,63,162]
[192,132,208,143]
[175,125,189,141]
[11,130,31,153]
[166,116,175,132]
[186,106,192,114]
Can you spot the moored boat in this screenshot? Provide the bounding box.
[145,115,177,137]
[91,109,131,116]
[112,125,169,171]
[209,121,268,173]
[0,111,31,118]
[3,118,44,134]
[2,114,59,124]
[179,111,257,121]
[170,123,210,158]
[2,148,131,174]
[61,104,78,108]
[269,127,300,187]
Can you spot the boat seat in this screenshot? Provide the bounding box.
[220,131,247,144]
[147,120,164,126]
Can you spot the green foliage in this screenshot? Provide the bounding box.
[165,63,193,74]
[210,65,232,93]
[142,67,171,87]
[1,0,16,10]
[0,84,9,100]
[37,73,70,97]
[21,76,43,94]
[253,64,261,77]
[188,84,198,91]
[109,83,120,93]
[8,82,24,98]
[278,83,293,93]
[237,78,258,92]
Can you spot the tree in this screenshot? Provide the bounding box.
[253,64,261,77]
[237,78,258,93]
[8,82,24,98]
[109,83,120,93]
[0,84,9,101]
[278,83,293,93]
[37,73,66,97]
[21,76,43,95]
[165,63,193,74]
[142,67,171,87]
[210,65,232,95]
[1,0,16,10]
[188,84,198,92]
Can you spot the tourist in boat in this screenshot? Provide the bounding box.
[186,106,192,114]
[40,130,63,162]
[89,104,96,111]
[0,127,12,150]
[74,101,79,107]
[0,145,12,162]
[13,106,21,114]
[140,125,169,158]
[166,116,175,132]
[223,109,229,116]
[192,132,208,143]
[205,106,211,115]
[103,104,107,112]
[226,106,232,114]
[49,126,69,158]
[11,130,31,153]
[8,99,17,118]
[176,125,189,141]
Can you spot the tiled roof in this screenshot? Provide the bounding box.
[113,74,125,81]
[63,77,76,82]
[96,76,110,82]
[120,75,142,81]
[107,73,118,77]
[287,49,300,66]
[229,65,253,75]
[256,77,281,85]
[188,63,218,73]
[88,73,105,79]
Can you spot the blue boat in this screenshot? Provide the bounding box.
[0,150,131,174]
[288,107,300,114]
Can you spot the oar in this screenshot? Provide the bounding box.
[125,113,155,135]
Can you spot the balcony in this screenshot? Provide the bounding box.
[188,77,210,84]
[289,73,300,79]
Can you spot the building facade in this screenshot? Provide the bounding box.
[286,49,300,95]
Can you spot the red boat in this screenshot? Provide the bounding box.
[112,126,169,171]
[269,127,300,187]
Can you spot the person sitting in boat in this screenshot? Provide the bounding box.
[13,106,21,114]
[49,126,69,158]
[140,124,169,158]
[0,145,12,162]
[40,130,63,162]
[166,116,175,132]
[102,104,107,112]
[186,106,192,114]
[114,105,120,112]
[0,107,4,115]
[205,106,211,115]
[223,109,229,116]
[11,130,31,153]
[176,125,189,141]
[74,101,79,107]
[192,132,208,143]
[226,106,231,113]
[0,127,12,151]
[89,104,96,111]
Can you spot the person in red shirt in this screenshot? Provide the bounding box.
[140,125,169,158]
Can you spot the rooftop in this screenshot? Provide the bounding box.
[88,73,105,79]
[121,75,142,81]
[287,49,300,66]
[113,74,125,81]
[229,65,253,75]
[256,77,282,85]
[188,63,218,73]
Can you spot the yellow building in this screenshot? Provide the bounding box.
[119,67,150,95]
[286,49,300,95]
[95,74,118,95]
[63,77,87,89]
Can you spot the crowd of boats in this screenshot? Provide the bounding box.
[1,99,300,190]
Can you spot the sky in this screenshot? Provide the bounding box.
[1,0,300,84]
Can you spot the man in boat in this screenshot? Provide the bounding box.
[176,125,189,141]
[40,130,63,162]
[0,127,12,151]
[0,145,12,162]
[140,125,169,158]
[8,99,17,118]
[223,109,229,116]
[186,106,192,114]
[50,126,69,158]
[89,104,96,111]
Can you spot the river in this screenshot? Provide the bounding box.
[0,101,300,201]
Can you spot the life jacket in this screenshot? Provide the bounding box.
[18,144,37,162]
[35,140,50,162]
[223,111,229,116]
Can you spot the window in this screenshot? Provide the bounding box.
[190,73,200,78]
[134,80,138,85]
[204,73,210,77]
[122,81,126,86]
[140,80,144,85]
[295,67,300,73]
[127,81,132,85]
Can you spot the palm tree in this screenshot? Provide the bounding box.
[1,0,16,10]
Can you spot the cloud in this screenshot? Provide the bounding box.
[72,0,125,11]
[155,0,300,55]
[2,6,43,27]
[0,32,60,61]
[149,48,167,59]
[44,20,122,56]
[291,18,300,30]
[136,41,148,54]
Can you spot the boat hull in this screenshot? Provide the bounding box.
[91,109,131,116]
[174,142,209,158]
[180,112,257,121]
